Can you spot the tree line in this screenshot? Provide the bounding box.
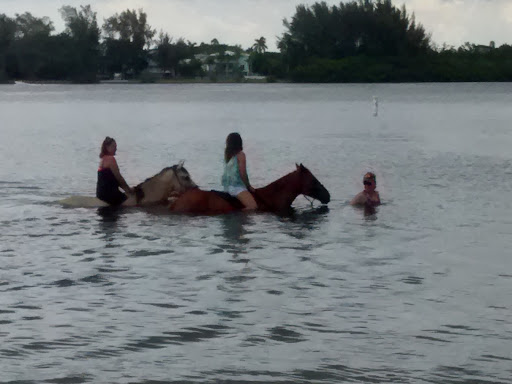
[0,6,201,83]
[2,1,512,83]
[270,0,512,82]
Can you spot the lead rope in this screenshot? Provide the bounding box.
[303,194,315,207]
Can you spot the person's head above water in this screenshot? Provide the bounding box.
[100,136,117,158]
[225,132,243,163]
[363,172,376,190]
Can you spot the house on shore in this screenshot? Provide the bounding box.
[145,48,253,79]
[192,51,251,78]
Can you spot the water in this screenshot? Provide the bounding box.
[0,83,511,383]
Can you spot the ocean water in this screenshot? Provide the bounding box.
[0,83,511,383]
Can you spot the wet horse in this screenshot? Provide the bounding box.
[123,162,197,206]
[169,164,330,215]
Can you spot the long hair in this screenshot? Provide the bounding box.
[100,136,115,158]
[224,132,243,163]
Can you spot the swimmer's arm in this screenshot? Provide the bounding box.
[374,191,381,205]
[350,192,366,206]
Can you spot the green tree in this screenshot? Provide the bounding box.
[278,0,431,70]
[102,9,156,77]
[156,33,192,77]
[12,12,54,79]
[59,5,100,82]
[252,36,267,54]
[178,58,204,78]
[0,14,16,81]
[250,52,286,78]
[14,12,53,38]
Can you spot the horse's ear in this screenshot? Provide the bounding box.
[178,160,185,169]
[300,163,305,170]
[296,163,300,170]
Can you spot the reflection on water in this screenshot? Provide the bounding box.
[363,205,377,219]
[96,206,124,244]
[97,206,123,222]
[219,213,251,258]
[97,206,123,225]
[290,205,330,222]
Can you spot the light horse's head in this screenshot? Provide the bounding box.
[294,163,330,205]
[134,161,197,205]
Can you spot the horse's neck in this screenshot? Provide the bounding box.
[256,171,301,211]
[141,175,175,200]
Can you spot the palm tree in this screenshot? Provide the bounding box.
[252,36,267,54]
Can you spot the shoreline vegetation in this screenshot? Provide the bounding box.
[8,77,512,85]
[2,0,512,85]
[3,77,271,85]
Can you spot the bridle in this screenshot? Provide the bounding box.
[303,194,315,207]
[171,166,197,193]
[171,166,185,189]
[300,171,316,207]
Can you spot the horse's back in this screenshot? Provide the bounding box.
[170,189,237,214]
[210,190,244,209]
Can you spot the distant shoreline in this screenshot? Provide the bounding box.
[4,77,271,85]
[5,79,512,85]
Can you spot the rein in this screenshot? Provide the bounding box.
[170,166,198,195]
[303,194,315,207]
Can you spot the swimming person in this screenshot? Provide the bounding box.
[96,137,133,205]
[351,172,381,207]
[221,132,258,210]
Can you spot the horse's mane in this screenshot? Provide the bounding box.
[136,165,177,188]
[133,165,178,203]
[253,169,300,210]
[258,169,299,193]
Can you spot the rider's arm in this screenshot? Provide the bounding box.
[105,157,133,194]
[350,191,366,206]
[237,151,254,192]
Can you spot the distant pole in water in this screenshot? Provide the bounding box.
[373,96,378,117]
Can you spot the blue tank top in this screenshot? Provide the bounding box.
[222,156,245,189]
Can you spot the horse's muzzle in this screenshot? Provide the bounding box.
[319,190,331,205]
[311,184,330,205]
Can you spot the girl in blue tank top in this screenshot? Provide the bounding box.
[221,133,258,210]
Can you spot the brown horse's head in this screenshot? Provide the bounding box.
[295,163,330,204]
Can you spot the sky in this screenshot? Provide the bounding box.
[1,0,512,51]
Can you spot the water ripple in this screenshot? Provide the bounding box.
[267,326,305,343]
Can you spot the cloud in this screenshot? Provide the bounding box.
[406,0,512,47]
[2,0,512,50]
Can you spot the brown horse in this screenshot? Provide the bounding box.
[169,164,330,215]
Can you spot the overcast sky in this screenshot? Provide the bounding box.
[2,0,512,50]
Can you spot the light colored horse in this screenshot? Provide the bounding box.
[59,162,197,208]
[125,162,197,206]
